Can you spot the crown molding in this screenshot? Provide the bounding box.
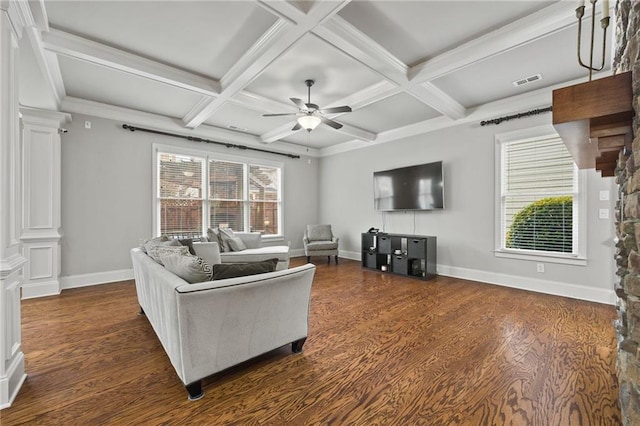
[61,96,320,158]
[42,28,221,97]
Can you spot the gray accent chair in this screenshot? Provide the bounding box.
[303,224,339,264]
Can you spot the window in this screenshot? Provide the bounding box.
[154,145,283,238]
[495,126,586,265]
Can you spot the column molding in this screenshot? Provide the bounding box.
[19,107,70,299]
[0,0,36,409]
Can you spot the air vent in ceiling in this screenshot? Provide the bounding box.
[512,74,542,87]
[228,125,248,132]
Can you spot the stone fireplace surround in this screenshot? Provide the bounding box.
[613,1,640,423]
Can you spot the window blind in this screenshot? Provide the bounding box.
[158,153,204,236]
[502,136,576,254]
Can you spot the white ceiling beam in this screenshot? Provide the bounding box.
[314,16,408,86]
[409,82,466,120]
[41,28,221,97]
[336,123,376,142]
[183,1,352,129]
[408,1,578,83]
[328,80,399,111]
[261,122,297,143]
[314,15,466,120]
[231,90,299,114]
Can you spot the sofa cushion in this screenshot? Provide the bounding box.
[212,258,278,280]
[306,224,333,242]
[306,240,338,250]
[228,236,247,252]
[161,252,213,284]
[192,242,222,266]
[220,246,289,263]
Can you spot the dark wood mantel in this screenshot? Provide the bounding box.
[552,71,633,177]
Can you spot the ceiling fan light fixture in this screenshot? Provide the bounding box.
[298,114,321,131]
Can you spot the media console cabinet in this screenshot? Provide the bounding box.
[361,232,437,280]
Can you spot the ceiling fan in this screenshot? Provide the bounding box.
[262,79,352,132]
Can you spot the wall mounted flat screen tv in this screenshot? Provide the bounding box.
[373,161,444,211]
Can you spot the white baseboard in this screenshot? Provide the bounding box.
[21,280,60,299]
[60,269,134,290]
[56,259,616,305]
[0,351,26,409]
[437,264,616,305]
[338,252,615,305]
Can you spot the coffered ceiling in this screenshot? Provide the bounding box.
[19,0,613,155]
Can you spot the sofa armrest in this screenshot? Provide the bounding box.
[235,232,262,249]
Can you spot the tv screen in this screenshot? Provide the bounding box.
[373,161,444,211]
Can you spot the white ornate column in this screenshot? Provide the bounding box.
[0,0,26,409]
[20,108,70,299]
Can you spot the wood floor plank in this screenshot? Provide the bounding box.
[1,258,620,425]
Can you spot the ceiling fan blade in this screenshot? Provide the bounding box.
[291,122,302,131]
[320,105,352,114]
[262,112,298,117]
[320,117,343,130]
[290,98,308,111]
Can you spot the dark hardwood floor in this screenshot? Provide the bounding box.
[2,258,620,425]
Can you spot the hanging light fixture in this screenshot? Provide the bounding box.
[297,113,321,132]
[576,0,610,81]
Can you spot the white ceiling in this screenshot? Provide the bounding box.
[19,0,613,154]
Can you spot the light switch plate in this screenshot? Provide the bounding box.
[599,208,609,219]
[599,190,610,201]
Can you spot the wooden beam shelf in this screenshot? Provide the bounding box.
[552,71,633,177]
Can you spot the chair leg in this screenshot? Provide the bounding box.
[335,255,338,264]
[307,256,310,263]
[327,256,331,264]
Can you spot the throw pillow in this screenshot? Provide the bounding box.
[228,236,247,252]
[161,252,213,284]
[147,244,188,265]
[178,238,196,255]
[212,258,278,280]
[139,235,169,253]
[217,226,235,252]
[207,227,228,252]
[307,224,333,242]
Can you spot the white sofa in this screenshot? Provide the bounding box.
[130,246,315,400]
[217,232,290,270]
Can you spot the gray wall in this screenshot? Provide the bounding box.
[318,113,617,293]
[60,114,319,277]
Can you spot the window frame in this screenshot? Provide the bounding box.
[153,144,284,241]
[494,125,587,266]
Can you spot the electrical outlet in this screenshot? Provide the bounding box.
[536,263,544,273]
[599,208,609,219]
[599,190,610,201]
[85,121,92,129]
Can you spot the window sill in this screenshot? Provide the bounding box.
[494,249,587,266]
